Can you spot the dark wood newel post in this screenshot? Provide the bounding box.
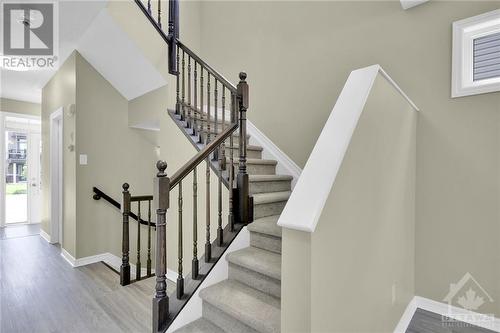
[167,0,179,75]
[237,72,250,224]
[152,161,170,333]
[121,183,131,286]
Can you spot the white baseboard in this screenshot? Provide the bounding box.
[247,120,302,188]
[39,229,51,243]
[59,250,173,282]
[394,296,500,332]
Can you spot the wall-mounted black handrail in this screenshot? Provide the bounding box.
[92,187,156,227]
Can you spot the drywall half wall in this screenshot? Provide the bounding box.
[281,70,417,332]
[0,98,41,116]
[199,0,500,318]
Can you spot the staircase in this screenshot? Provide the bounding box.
[167,106,291,333]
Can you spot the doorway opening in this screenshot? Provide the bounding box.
[0,113,41,228]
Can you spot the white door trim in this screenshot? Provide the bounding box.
[0,112,5,228]
[50,108,63,244]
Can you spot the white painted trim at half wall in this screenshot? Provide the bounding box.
[400,0,429,10]
[277,64,418,233]
[246,120,302,189]
[394,296,500,332]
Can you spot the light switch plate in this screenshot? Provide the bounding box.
[79,154,88,165]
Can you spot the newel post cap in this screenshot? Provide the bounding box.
[156,160,168,177]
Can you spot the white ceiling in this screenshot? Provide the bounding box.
[1,1,108,103]
[0,0,166,104]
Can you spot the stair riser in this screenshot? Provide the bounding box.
[198,132,250,145]
[254,200,287,219]
[250,180,291,195]
[228,263,281,299]
[226,148,262,159]
[250,232,282,254]
[233,163,276,175]
[203,302,259,333]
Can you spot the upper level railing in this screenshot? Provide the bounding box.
[133,1,252,332]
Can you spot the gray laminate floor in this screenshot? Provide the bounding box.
[407,309,496,333]
[0,223,40,239]
[0,233,174,333]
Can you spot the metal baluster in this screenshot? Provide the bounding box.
[177,181,184,299]
[228,93,236,231]
[136,201,142,281]
[221,87,227,171]
[175,44,180,115]
[199,67,204,143]
[205,159,211,262]
[213,79,218,161]
[217,85,224,246]
[157,0,161,28]
[147,200,152,277]
[181,49,185,122]
[152,161,169,333]
[193,62,198,137]
[206,73,211,145]
[147,0,151,15]
[237,73,250,224]
[187,55,192,129]
[121,183,131,285]
[192,167,199,279]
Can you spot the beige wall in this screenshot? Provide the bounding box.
[199,0,500,318]
[41,52,77,255]
[282,76,417,332]
[74,53,158,258]
[0,98,41,116]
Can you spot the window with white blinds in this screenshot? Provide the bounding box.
[473,32,500,81]
[452,9,500,97]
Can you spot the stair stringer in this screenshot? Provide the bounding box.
[166,227,250,332]
[247,120,302,189]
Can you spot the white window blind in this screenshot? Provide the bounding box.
[473,32,500,81]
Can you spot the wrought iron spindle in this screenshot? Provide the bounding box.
[192,167,199,278]
[221,87,227,171]
[152,161,169,333]
[121,183,131,285]
[193,62,198,137]
[237,73,250,224]
[176,44,181,116]
[136,201,142,281]
[147,200,152,277]
[177,181,184,299]
[217,150,223,246]
[214,79,218,161]
[199,67,204,143]
[157,0,161,28]
[187,55,192,129]
[147,0,151,14]
[206,73,211,144]
[181,49,185,121]
[205,159,211,262]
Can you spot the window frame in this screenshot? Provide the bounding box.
[452,9,500,98]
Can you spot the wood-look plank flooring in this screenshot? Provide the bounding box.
[407,309,496,333]
[0,233,174,333]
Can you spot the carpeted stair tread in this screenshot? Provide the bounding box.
[199,280,280,333]
[247,215,282,238]
[173,318,223,333]
[253,191,291,205]
[226,247,281,281]
[249,174,293,182]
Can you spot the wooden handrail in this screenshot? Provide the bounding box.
[92,187,155,227]
[169,122,238,189]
